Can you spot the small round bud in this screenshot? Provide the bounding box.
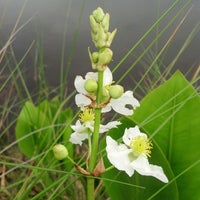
[91,52,99,63]
[53,144,68,160]
[92,7,105,23]
[109,85,124,99]
[84,79,98,93]
[98,48,113,66]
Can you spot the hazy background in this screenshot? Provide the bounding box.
[0,0,199,95]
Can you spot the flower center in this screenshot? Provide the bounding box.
[130,136,152,157]
[79,108,95,122]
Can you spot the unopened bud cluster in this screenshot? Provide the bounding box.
[90,7,117,49]
[101,84,124,103]
[89,7,117,71]
[88,48,113,71]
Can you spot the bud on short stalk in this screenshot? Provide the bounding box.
[84,79,98,93]
[53,144,68,160]
[109,85,124,99]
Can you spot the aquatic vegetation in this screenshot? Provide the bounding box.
[0,1,199,200]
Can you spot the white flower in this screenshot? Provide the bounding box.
[100,121,121,133]
[74,67,140,115]
[74,67,113,109]
[70,120,93,145]
[69,108,121,145]
[70,120,121,145]
[106,126,168,183]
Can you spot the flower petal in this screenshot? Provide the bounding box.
[101,103,112,113]
[106,136,134,176]
[74,76,87,94]
[75,94,91,108]
[100,121,121,133]
[71,120,84,132]
[85,71,98,81]
[130,155,168,183]
[103,67,113,86]
[84,121,95,132]
[123,126,147,146]
[110,91,140,116]
[69,132,88,145]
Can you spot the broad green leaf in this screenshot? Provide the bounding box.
[38,98,72,140]
[102,118,178,200]
[131,71,200,199]
[38,98,73,142]
[15,101,52,157]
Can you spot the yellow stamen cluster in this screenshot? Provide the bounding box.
[79,108,95,122]
[130,136,153,157]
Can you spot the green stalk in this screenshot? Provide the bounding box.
[87,70,103,200]
[87,177,95,200]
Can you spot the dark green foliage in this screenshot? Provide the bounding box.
[103,71,200,199]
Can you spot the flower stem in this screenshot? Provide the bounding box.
[89,107,101,170]
[87,177,95,200]
[87,70,103,200]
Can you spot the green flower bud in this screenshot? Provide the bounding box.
[99,26,108,41]
[53,144,68,160]
[107,29,117,47]
[84,79,98,93]
[93,26,107,49]
[102,13,110,32]
[102,87,109,97]
[88,48,98,70]
[109,85,124,99]
[91,52,99,63]
[101,87,110,103]
[91,32,98,43]
[90,7,117,50]
[92,7,105,23]
[90,15,99,33]
[97,48,113,67]
[95,40,106,49]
